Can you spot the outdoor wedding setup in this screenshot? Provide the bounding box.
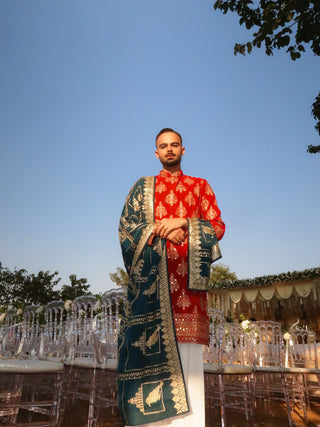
[1,282,320,426]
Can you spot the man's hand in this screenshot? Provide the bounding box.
[153,218,187,239]
[166,229,186,245]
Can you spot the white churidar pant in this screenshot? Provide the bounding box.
[125,343,205,427]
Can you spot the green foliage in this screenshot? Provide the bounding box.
[210,263,238,285]
[0,265,91,309]
[60,274,90,301]
[307,144,320,153]
[311,91,320,136]
[209,267,320,289]
[214,0,320,59]
[213,0,320,151]
[0,266,60,309]
[109,267,130,288]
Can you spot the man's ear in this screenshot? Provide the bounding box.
[155,150,160,159]
[182,146,185,156]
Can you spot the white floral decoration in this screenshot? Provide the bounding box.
[93,300,101,312]
[16,308,23,316]
[64,300,72,311]
[284,332,291,341]
[36,306,44,314]
[241,320,251,331]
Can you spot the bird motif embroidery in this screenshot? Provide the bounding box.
[145,381,164,407]
[146,325,161,349]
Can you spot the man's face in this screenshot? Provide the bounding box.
[155,132,185,168]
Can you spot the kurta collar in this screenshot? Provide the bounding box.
[159,170,183,178]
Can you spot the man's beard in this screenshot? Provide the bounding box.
[160,156,181,167]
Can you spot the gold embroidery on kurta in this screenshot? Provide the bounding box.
[205,183,214,195]
[175,201,187,218]
[184,177,194,185]
[155,202,167,219]
[165,176,179,184]
[206,206,218,220]
[184,192,196,206]
[169,273,180,292]
[176,182,187,193]
[165,190,178,206]
[201,198,209,211]
[193,183,200,196]
[177,290,191,310]
[155,182,167,193]
[176,258,188,277]
[167,245,179,260]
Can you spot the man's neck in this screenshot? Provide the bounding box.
[162,165,182,175]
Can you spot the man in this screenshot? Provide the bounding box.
[118,128,225,426]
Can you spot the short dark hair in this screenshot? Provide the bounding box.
[155,128,183,145]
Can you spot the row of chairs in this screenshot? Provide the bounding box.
[203,309,320,426]
[0,289,126,426]
[1,295,319,426]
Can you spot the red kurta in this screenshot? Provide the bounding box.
[154,170,225,345]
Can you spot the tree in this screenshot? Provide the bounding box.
[18,270,61,306]
[213,0,320,153]
[109,267,130,288]
[210,263,237,285]
[110,264,237,288]
[0,265,60,309]
[60,274,91,301]
[0,266,27,309]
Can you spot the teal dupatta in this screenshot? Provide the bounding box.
[118,176,221,426]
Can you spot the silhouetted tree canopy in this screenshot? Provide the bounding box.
[60,274,90,301]
[210,263,238,284]
[213,0,320,153]
[0,264,90,309]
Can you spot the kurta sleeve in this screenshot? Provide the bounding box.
[186,179,224,291]
[200,180,225,241]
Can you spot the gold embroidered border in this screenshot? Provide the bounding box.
[129,176,155,276]
[212,242,222,263]
[188,218,221,291]
[130,224,154,276]
[143,176,155,223]
[188,218,204,290]
[158,249,189,415]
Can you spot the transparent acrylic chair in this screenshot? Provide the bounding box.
[204,310,254,427]
[1,309,23,356]
[60,295,100,426]
[98,288,126,369]
[252,320,296,426]
[62,293,122,427]
[42,300,67,362]
[285,325,320,418]
[0,305,64,426]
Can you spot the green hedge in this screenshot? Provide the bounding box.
[209,267,320,290]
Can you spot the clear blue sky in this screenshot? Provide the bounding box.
[1,0,319,294]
